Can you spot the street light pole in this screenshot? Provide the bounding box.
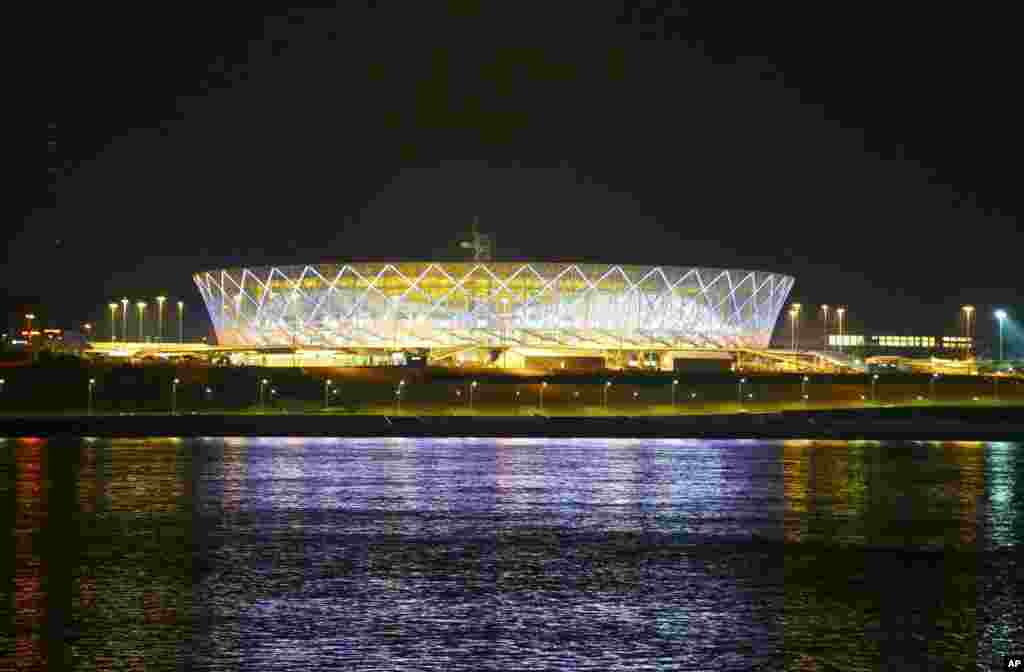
[121,298,129,342]
[801,375,809,404]
[821,304,830,350]
[324,379,332,410]
[792,303,801,352]
[172,378,179,414]
[836,307,846,354]
[871,374,879,403]
[469,380,478,411]
[961,305,974,341]
[604,380,611,410]
[961,305,975,361]
[109,303,119,342]
[995,310,1007,362]
[177,301,184,343]
[88,378,95,415]
[737,377,746,408]
[671,378,678,409]
[540,381,547,411]
[24,313,35,361]
[156,296,166,342]
[789,307,798,352]
[136,301,147,342]
[260,378,269,411]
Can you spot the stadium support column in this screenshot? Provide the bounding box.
[617,292,625,368]
[393,297,399,352]
[500,297,509,369]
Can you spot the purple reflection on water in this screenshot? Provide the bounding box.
[194,437,786,540]
[184,437,786,669]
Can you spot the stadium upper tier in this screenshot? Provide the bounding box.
[194,262,795,350]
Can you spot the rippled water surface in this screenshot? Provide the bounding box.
[3,437,1022,670]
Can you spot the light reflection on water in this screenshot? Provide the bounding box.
[2,437,1022,670]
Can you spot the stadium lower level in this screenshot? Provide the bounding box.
[86,338,867,374]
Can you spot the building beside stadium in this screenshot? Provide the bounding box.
[192,262,795,370]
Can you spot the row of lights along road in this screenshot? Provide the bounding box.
[2,374,1007,415]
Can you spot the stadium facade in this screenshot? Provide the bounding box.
[194,262,794,368]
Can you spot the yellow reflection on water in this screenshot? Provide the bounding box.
[106,440,184,513]
[951,442,983,546]
[783,441,809,543]
[222,440,247,512]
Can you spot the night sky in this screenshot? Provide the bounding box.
[7,4,1020,347]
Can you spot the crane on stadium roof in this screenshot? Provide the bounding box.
[458,216,493,261]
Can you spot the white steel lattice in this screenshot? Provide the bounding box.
[193,263,795,350]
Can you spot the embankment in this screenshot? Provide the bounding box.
[2,406,1022,440]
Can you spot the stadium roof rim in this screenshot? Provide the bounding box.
[195,260,795,278]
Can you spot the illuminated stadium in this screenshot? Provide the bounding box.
[193,262,795,368]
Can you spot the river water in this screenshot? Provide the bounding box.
[3,437,1022,670]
